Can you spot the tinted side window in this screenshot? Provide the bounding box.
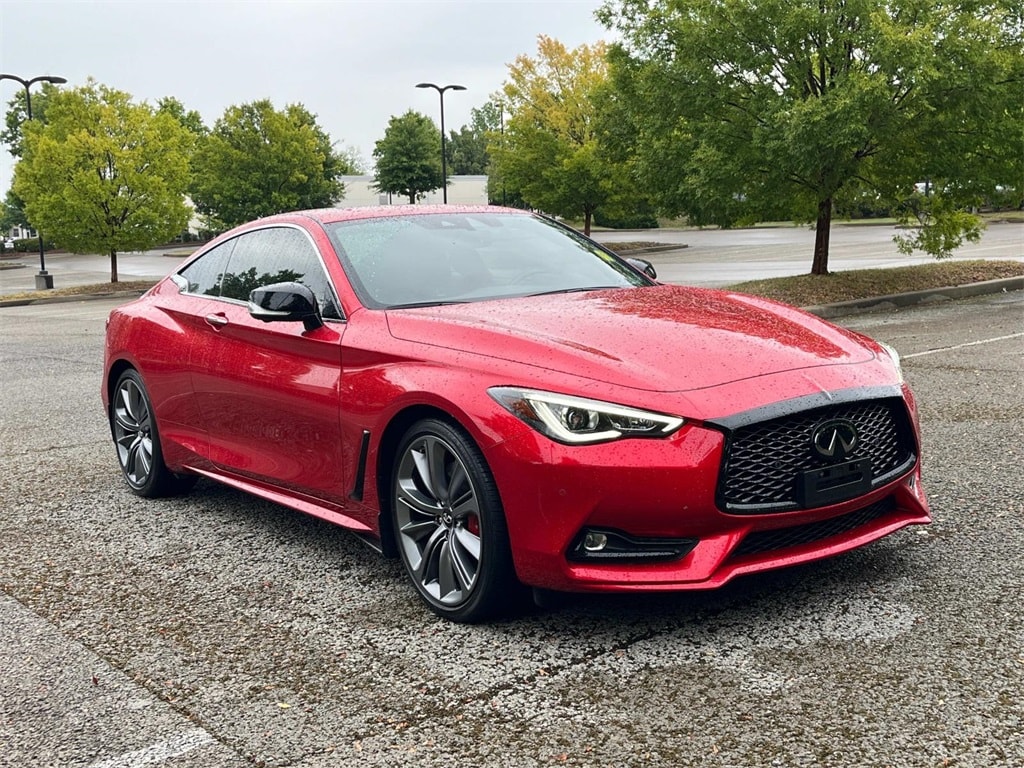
[219,227,342,319]
[179,239,235,296]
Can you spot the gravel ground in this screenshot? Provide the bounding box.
[0,292,1021,768]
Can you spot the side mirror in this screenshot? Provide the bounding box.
[626,257,657,280]
[248,282,323,331]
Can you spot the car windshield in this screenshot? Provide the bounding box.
[324,212,651,309]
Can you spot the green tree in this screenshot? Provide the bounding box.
[1,81,62,157]
[0,190,28,254]
[447,101,502,175]
[372,110,443,203]
[0,189,29,232]
[12,81,193,282]
[491,36,639,235]
[190,100,350,231]
[599,0,1024,273]
[156,96,207,137]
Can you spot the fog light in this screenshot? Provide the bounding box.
[569,528,699,563]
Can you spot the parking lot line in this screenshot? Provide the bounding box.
[903,331,1024,359]
[87,729,215,768]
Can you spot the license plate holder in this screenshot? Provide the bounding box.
[797,458,872,507]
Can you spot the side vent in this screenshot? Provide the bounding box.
[349,430,371,501]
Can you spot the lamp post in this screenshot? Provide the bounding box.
[0,73,68,289]
[415,82,465,204]
[498,101,507,206]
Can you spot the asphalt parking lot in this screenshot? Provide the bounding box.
[0,291,1022,768]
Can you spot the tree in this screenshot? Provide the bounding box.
[599,0,1024,273]
[156,96,207,137]
[1,81,62,158]
[0,189,29,254]
[372,110,443,204]
[447,101,502,175]
[12,81,193,282]
[0,189,29,233]
[190,100,350,231]
[491,36,639,235]
[336,143,367,175]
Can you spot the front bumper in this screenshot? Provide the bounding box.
[486,411,930,593]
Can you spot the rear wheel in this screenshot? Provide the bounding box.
[392,418,518,622]
[110,369,196,497]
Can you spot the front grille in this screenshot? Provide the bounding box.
[717,398,915,513]
[730,496,896,559]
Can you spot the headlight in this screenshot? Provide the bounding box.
[877,341,904,383]
[489,387,684,445]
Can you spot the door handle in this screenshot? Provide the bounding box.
[204,313,228,328]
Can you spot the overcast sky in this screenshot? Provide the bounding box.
[0,0,610,194]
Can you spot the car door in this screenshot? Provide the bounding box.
[187,225,352,507]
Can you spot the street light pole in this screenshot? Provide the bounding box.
[498,101,507,206]
[0,73,68,289]
[415,82,466,204]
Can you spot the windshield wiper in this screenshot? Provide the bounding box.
[388,299,472,309]
[525,286,621,298]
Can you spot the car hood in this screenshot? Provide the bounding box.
[384,285,876,392]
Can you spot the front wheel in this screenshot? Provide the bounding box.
[110,369,196,498]
[392,418,519,622]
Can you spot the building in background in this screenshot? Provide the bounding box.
[336,175,488,207]
[4,225,37,241]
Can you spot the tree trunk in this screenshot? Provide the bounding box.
[409,191,416,204]
[110,249,119,283]
[811,197,833,275]
[583,209,592,237]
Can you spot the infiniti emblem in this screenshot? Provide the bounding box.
[812,419,859,461]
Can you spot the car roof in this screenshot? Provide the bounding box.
[253,205,526,227]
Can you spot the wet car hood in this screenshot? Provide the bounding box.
[384,285,876,392]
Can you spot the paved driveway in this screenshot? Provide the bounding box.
[0,292,1021,767]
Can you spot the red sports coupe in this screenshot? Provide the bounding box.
[103,206,931,621]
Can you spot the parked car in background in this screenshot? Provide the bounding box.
[102,206,931,622]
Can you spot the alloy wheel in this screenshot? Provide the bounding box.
[394,432,484,608]
[112,376,155,489]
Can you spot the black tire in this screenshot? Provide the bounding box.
[391,418,519,622]
[109,369,197,498]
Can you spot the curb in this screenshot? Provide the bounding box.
[618,244,689,255]
[0,288,151,308]
[803,276,1024,318]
